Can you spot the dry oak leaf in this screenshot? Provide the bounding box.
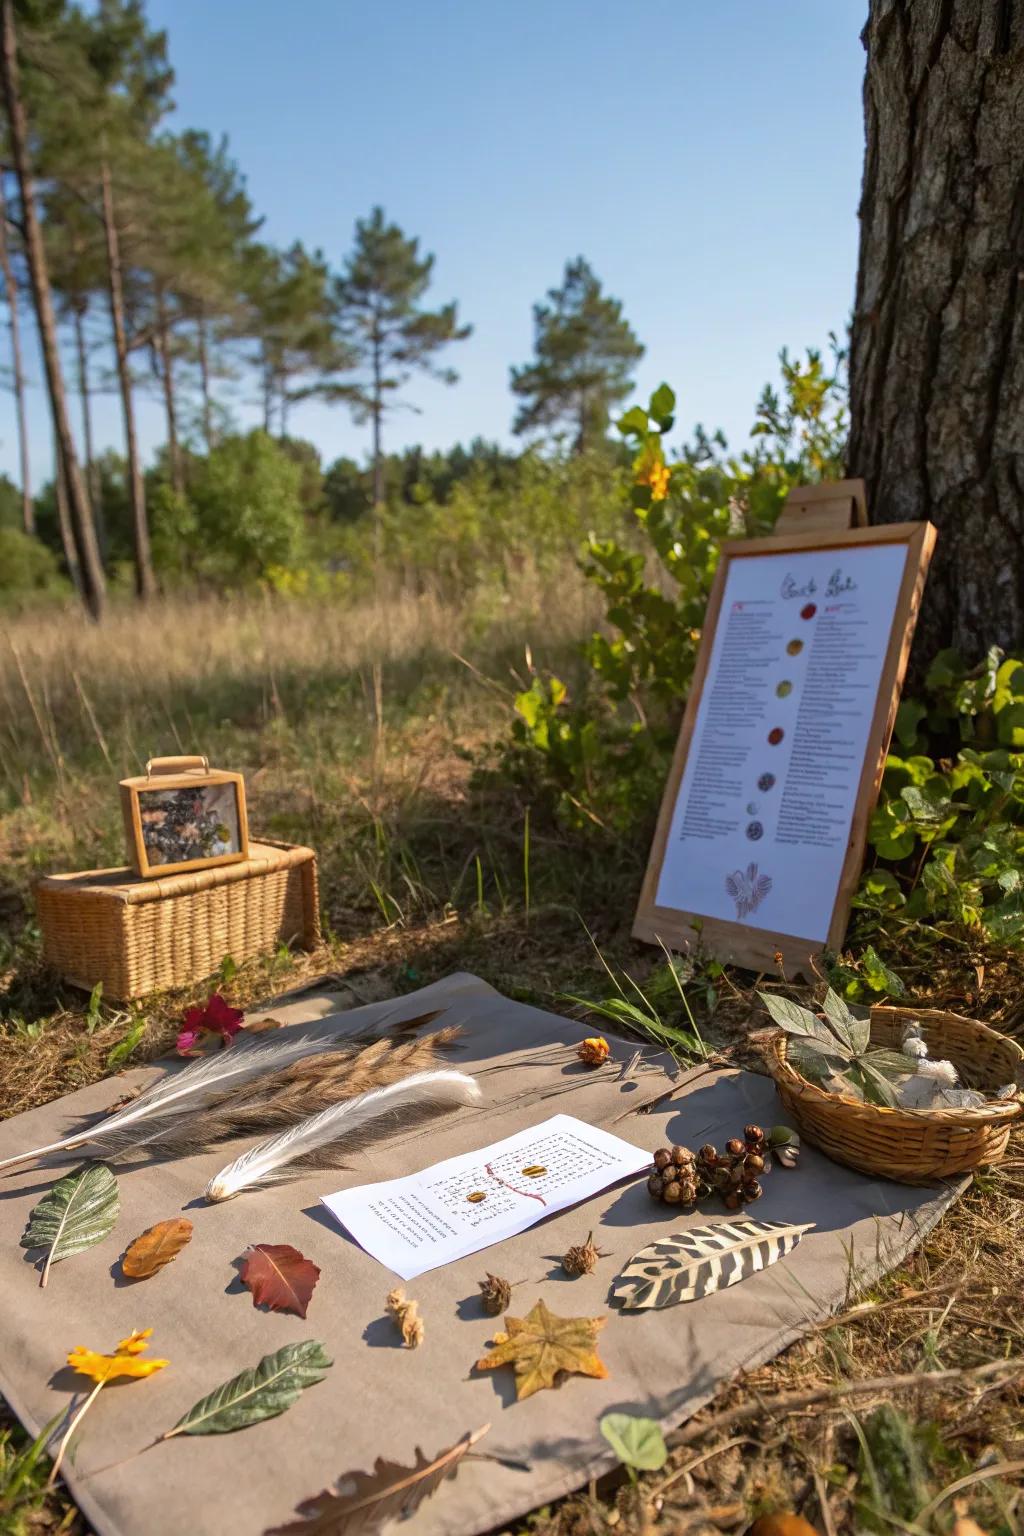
[122,1217,193,1279]
[475,1297,608,1400]
[265,1424,489,1535]
[240,1243,321,1319]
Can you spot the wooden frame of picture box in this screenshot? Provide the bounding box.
[634,485,936,977]
[120,755,249,879]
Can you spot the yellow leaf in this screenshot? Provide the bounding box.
[475,1298,607,1400]
[122,1217,193,1279]
[68,1327,169,1384]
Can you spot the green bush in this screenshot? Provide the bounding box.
[0,526,69,601]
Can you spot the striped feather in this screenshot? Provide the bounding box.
[610,1218,814,1310]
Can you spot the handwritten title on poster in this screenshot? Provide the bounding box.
[655,543,908,942]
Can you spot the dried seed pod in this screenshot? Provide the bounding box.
[385,1287,424,1348]
[723,1190,743,1211]
[725,1137,746,1158]
[699,1144,718,1163]
[647,1172,665,1198]
[742,1179,763,1202]
[662,1180,682,1204]
[678,1176,698,1204]
[671,1145,694,1167]
[478,1272,512,1316]
[743,1153,765,1174]
[744,1124,765,1145]
[562,1231,606,1276]
[653,1148,673,1171]
[577,1036,610,1066]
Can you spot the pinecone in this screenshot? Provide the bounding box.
[478,1273,512,1316]
[562,1230,606,1275]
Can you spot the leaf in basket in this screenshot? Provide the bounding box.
[20,1162,119,1289]
[786,1036,852,1085]
[864,1048,923,1079]
[822,988,871,1054]
[264,1425,490,1534]
[239,1243,320,1319]
[122,1218,193,1279]
[164,1340,331,1438]
[760,994,852,1055]
[610,1219,815,1310]
[849,1060,902,1108]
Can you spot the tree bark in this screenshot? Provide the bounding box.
[155,283,183,495]
[101,157,155,600]
[847,0,1024,669]
[0,0,105,617]
[196,309,212,450]
[0,171,32,533]
[72,303,106,559]
[53,429,81,594]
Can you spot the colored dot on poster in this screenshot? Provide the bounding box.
[768,727,784,745]
[786,639,804,656]
[800,602,817,620]
[746,801,759,816]
[757,772,776,792]
[746,821,764,841]
[776,680,793,698]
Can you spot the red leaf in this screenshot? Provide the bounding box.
[239,1244,321,1319]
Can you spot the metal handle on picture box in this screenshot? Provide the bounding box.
[145,755,210,777]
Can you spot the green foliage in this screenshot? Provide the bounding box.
[510,256,644,451]
[857,647,1024,943]
[153,430,305,585]
[0,528,68,601]
[497,348,848,829]
[759,989,916,1106]
[599,1412,667,1472]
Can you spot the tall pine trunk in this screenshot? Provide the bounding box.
[72,303,106,559]
[0,172,32,533]
[847,1,1024,667]
[196,308,213,450]
[0,0,104,617]
[101,157,155,600]
[155,283,183,494]
[53,430,81,593]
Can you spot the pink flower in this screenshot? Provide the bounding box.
[175,993,245,1055]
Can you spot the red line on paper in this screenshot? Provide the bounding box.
[485,1161,547,1206]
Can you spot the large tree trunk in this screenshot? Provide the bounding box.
[196,308,213,450]
[847,1,1024,668]
[155,283,183,495]
[0,172,32,533]
[0,0,105,617]
[53,430,81,593]
[72,303,106,559]
[101,157,155,600]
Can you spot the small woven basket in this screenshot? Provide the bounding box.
[766,1004,1023,1184]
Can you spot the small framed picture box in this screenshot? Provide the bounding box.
[120,756,249,879]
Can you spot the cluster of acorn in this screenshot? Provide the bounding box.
[646,1125,772,1211]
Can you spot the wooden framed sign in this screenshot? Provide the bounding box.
[120,755,249,879]
[634,521,936,975]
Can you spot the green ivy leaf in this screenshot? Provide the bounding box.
[168,1341,332,1437]
[616,406,650,438]
[20,1162,119,1288]
[600,1412,668,1471]
[893,699,927,749]
[859,945,906,998]
[648,383,676,426]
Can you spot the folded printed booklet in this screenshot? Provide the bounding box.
[321,1113,651,1280]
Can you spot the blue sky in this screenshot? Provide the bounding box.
[2,0,868,489]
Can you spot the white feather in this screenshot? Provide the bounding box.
[205,1069,481,1201]
[0,1006,434,1176]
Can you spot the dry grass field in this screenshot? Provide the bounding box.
[1,582,1022,1536]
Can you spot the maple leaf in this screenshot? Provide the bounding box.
[475,1298,608,1400]
[240,1243,321,1319]
[177,992,245,1054]
[68,1327,169,1384]
[122,1217,193,1279]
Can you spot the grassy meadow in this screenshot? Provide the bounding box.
[1,579,1022,1536]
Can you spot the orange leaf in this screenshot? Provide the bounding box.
[122,1218,193,1279]
[240,1243,321,1319]
[475,1298,607,1400]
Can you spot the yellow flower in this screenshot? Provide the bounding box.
[67,1328,169,1384]
[634,448,671,501]
[648,461,670,501]
[577,1036,611,1066]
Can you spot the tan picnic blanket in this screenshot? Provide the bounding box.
[0,973,959,1536]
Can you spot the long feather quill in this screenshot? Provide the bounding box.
[0,1008,449,1176]
[205,1069,482,1201]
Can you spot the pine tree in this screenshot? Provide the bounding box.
[510,257,644,452]
[329,207,471,507]
[243,240,337,437]
[0,168,31,531]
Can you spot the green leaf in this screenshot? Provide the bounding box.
[20,1162,119,1288]
[759,993,851,1054]
[600,1412,667,1471]
[648,383,676,425]
[616,406,649,438]
[851,1060,902,1108]
[106,1019,146,1070]
[169,1341,332,1437]
[900,785,954,823]
[822,988,871,1053]
[893,699,926,749]
[860,946,906,998]
[787,1037,855,1084]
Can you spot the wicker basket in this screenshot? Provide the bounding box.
[37,839,320,1002]
[767,1004,1023,1183]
